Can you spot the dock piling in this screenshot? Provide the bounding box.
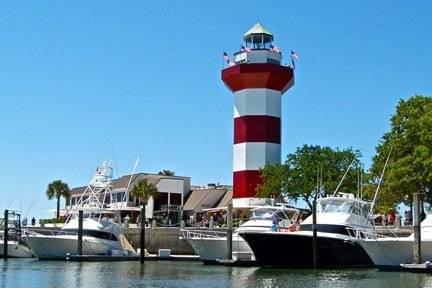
[3,210,8,260]
[226,203,233,260]
[413,193,421,264]
[78,210,83,256]
[140,205,145,264]
[312,197,318,269]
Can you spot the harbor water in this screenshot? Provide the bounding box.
[2,259,432,288]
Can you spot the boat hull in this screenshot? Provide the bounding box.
[0,241,34,258]
[186,234,253,264]
[25,234,123,260]
[358,239,432,269]
[239,231,373,268]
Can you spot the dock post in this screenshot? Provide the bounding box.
[312,196,318,269]
[140,205,145,264]
[226,203,233,260]
[77,210,83,256]
[413,193,421,264]
[3,210,8,260]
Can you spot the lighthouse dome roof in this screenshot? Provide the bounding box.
[243,22,273,40]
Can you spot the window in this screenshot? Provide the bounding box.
[267,58,279,65]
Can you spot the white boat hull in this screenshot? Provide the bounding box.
[359,238,432,268]
[25,234,123,260]
[0,241,33,258]
[186,234,253,263]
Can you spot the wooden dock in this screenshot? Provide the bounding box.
[65,254,200,262]
[400,263,432,273]
[216,259,257,267]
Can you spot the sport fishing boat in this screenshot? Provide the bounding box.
[0,211,33,258]
[181,206,298,264]
[239,194,375,268]
[25,161,137,260]
[357,214,432,269]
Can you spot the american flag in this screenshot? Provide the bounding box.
[291,50,299,60]
[270,45,280,53]
[241,45,252,53]
[291,50,299,70]
[223,52,230,63]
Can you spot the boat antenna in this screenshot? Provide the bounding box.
[23,199,37,219]
[332,158,356,197]
[111,145,120,179]
[369,147,393,217]
[6,197,14,209]
[121,157,140,207]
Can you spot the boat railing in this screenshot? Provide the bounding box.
[345,227,390,240]
[180,229,227,240]
[23,228,79,237]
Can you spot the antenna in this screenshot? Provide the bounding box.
[121,157,140,207]
[111,145,120,179]
[332,158,356,197]
[369,147,393,216]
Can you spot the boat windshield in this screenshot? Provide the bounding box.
[317,198,371,218]
[250,208,294,220]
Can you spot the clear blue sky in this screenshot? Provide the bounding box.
[1,1,431,219]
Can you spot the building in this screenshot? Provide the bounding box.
[65,173,190,225]
[182,184,232,225]
[221,23,295,207]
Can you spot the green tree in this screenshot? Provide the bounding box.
[46,180,70,218]
[257,145,363,209]
[368,95,432,211]
[158,170,175,176]
[130,178,158,205]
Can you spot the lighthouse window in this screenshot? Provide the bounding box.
[267,58,279,65]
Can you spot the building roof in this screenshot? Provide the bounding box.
[183,187,228,212]
[244,22,273,38]
[215,189,232,208]
[69,173,188,196]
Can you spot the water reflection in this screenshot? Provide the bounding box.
[1,259,432,288]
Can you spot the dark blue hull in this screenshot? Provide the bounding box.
[239,231,373,268]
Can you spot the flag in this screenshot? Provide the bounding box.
[241,45,252,53]
[270,45,280,53]
[223,52,230,63]
[291,50,299,70]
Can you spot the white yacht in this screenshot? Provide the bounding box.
[181,206,298,264]
[239,194,375,268]
[357,214,432,269]
[25,161,137,260]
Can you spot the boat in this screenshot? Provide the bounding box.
[0,211,33,258]
[24,161,137,260]
[181,206,299,264]
[239,193,375,268]
[357,214,432,269]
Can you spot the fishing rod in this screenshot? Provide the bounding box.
[332,158,356,197]
[369,147,393,216]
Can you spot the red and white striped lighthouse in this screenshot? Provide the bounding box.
[221,23,294,207]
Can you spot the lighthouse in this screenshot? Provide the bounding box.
[221,23,294,207]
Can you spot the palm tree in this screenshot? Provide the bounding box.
[158,170,175,176]
[46,180,70,218]
[130,178,158,206]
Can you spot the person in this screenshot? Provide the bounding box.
[271,211,280,232]
[388,210,396,226]
[22,217,28,227]
[31,217,36,226]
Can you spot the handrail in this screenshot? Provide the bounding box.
[180,229,227,240]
